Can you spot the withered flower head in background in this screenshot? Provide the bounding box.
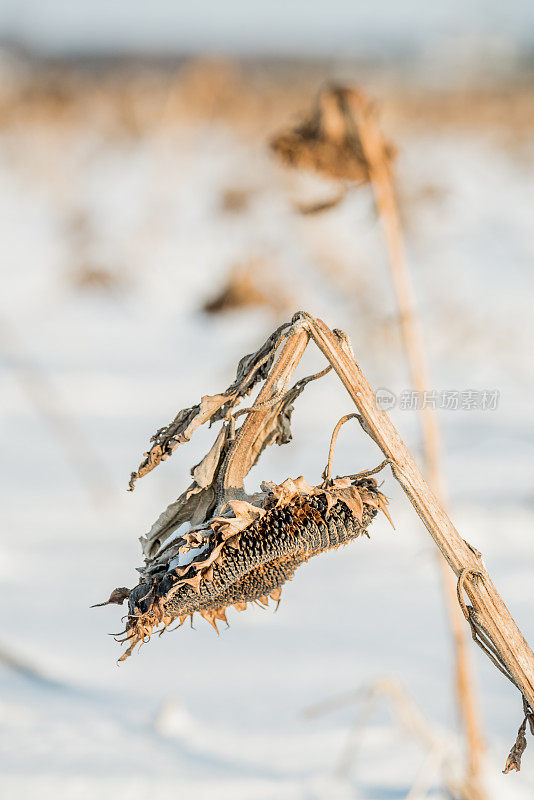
[270,85,395,186]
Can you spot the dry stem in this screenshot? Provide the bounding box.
[221,324,310,497]
[347,89,485,794]
[302,314,534,726]
[306,678,469,798]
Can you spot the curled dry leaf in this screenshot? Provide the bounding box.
[128,393,229,490]
[90,587,130,608]
[128,321,293,490]
[139,421,235,562]
[137,366,326,565]
[503,700,534,773]
[504,716,528,773]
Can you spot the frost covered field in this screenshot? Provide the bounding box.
[1,66,534,798]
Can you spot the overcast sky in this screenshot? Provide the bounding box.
[1,0,533,57]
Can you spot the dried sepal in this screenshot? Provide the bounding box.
[212,500,266,536]
[327,480,364,523]
[262,475,315,506]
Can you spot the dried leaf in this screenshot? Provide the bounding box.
[128,322,293,490]
[90,587,130,608]
[128,394,229,490]
[240,367,331,476]
[140,422,234,562]
[140,484,214,562]
[191,425,230,488]
[504,716,528,773]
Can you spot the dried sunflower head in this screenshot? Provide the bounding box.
[115,474,389,659]
[98,316,391,660]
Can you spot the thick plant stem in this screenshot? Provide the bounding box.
[222,325,310,495]
[349,92,485,796]
[304,315,534,721]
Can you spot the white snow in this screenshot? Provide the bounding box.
[0,89,533,799]
[168,543,209,571]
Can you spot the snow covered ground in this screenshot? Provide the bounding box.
[1,78,533,798]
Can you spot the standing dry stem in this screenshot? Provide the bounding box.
[346,89,485,796]
[272,87,485,794]
[0,315,112,505]
[305,677,469,797]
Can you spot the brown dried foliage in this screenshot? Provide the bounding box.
[128,321,292,489]
[271,85,395,185]
[503,699,534,773]
[203,261,290,315]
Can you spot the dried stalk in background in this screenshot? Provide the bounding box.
[304,677,466,797]
[272,87,485,797]
[0,315,112,505]
[347,88,486,797]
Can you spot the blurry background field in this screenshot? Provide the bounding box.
[1,2,534,798]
